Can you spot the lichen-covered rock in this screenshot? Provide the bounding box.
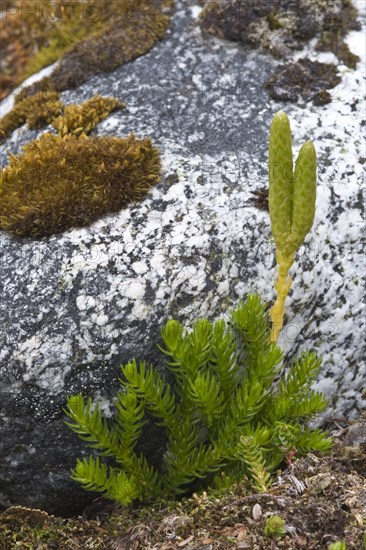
[0,0,365,515]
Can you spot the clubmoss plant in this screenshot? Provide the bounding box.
[0,133,161,237]
[264,515,286,539]
[65,295,331,506]
[269,111,316,342]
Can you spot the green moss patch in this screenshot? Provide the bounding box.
[0,0,109,101]
[0,132,161,238]
[42,2,173,94]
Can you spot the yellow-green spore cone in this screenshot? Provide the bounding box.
[269,112,317,343]
[289,141,316,250]
[268,111,293,254]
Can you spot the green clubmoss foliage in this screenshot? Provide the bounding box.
[0,91,62,142]
[65,295,331,507]
[51,96,125,137]
[268,111,317,342]
[0,133,161,237]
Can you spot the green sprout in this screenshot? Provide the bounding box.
[264,514,287,538]
[328,542,347,550]
[269,111,317,342]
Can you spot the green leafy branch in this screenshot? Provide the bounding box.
[64,294,332,506]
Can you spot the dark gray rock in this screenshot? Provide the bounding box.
[0,0,365,515]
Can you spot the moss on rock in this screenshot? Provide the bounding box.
[51,96,125,137]
[0,0,108,100]
[0,94,124,142]
[0,133,161,238]
[2,0,173,102]
[199,0,360,66]
[315,0,361,68]
[0,91,62,141]
[313,89,333,106]
[265,58,342,105]
[43,2,173,93]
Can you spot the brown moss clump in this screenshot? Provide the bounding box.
[316,0,361,68]
[51,96,125,137]
[0,132,161,237]
[249,187,269,212]
[1,0,173,102]
[265,58,341,105]
[0,91,62,141]
[0,0,104,100]
[27,2,172,97]
[317,36,360,69]
[313,89,333,106]
[199,0,360,66]
[14,77,55,105]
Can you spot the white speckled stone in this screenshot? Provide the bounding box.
[0,0,365,515]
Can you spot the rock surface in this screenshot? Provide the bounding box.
[0,0,365,515]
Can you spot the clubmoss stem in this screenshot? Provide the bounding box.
[270,251,294,343]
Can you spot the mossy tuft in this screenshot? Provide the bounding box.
[0,133,161,237]
[0,91,62,141]
[51,96,124,137]
[0,94,124,142]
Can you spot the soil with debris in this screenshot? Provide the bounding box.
[1,416,365,550]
